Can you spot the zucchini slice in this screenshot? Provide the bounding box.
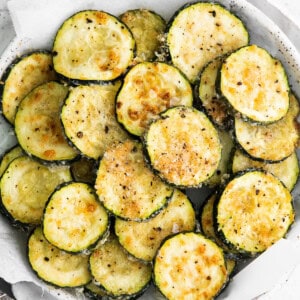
[52,10,135,83]
[216,170,294,255]
[167,2,249,83]
[14,81,78,163]
[197,56,232,129]
[95,140,173,221]
[0,145,24,178]
[28,227,91,288]
[89,234,152,298]
[115,189,196,261]
[232,149,299,191]
[119,9,166,63]
[61,82,129,159]
[0,51,57,124]
[43,182,109,253]
[116,61,193,136]
[144,106,222,187]
[153,232,228,300]
[220,45,290,123]
[0,156,71,225]
[234,93,299,162]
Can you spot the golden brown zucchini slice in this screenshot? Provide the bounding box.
[167,2,249,83]
[153,232,228,300]
[144,106,222,187]
[95,140,173,221]
[52,10,135,83]
[0,145,24,178]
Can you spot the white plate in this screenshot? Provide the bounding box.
[0,0,300,299]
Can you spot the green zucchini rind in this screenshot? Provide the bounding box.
[144,106,222,188]
[89,234,152,299]
[43,182,109,253]
[116,61,193,136]
[52,10,135,83]
[115,189,196,262]
[220,44,290,123]
[95,139,173,221]
[61,82,129,159]
[153,232,228,300]
[0,51,57,124]
[215,170,294,256]
[0,144,24,178]
[0,156,72,226]
[119,9,166,64]
[197,55,232,129]
[28,227,92,288]
[167,2,249,83]
[234,93,299,162]
[14,81,79,163]
[232,149,299,191]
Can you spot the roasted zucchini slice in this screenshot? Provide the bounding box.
[14,81,78,163]
[119,9,166,63]
[89,234,152,298]
[115,189,196,261]
[144,106,222,187]
[234,93,299,162]
[167,2,249,83]
[116,61,193,136]
[43,182,109,253]
[52,10,135,83]
[0,156,71,225]
[232,149,299,191]
[0,145,24,178]
[61,82,129,159]
[197,55,232,129]
[0,51,57,124]
[95,140,173,221]
[153,232,228,300]
[215,170,294,256]
[220,45,290,123]
[28,227,91,288]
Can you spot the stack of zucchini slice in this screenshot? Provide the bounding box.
[0,2,299,299]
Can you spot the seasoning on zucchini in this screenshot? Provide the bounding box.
[153,232,228,300]
[89,234,152,298]
[95,139,173,221]
[14,81,78,163]
[220,44,290,123]
[28,227,91,288]
[61,82,129,159]
[0,156,71,226]
[215,170,294,256]
[116,61,193,136]
[52,10,135,83]
[119,9,166,63]
[115,189,196,261]
[43,182,109,253]
[232,149,299,191]
[144,106,222,187]
[197,55,232,129]
[0,145,23,178]
[234,93,299,162]
[0,51,57,124]
[167,2,249,83]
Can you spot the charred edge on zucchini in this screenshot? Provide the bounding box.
[43,181,109,253]
[28,227,92,288]
[52,10,135,84]
[89,234,152,298]
[153,232,228,300]
[214,170,295,256]
[116,61,193,136]
[0,50,57,124]
[166,2,249,83]
[144,106,222,188]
